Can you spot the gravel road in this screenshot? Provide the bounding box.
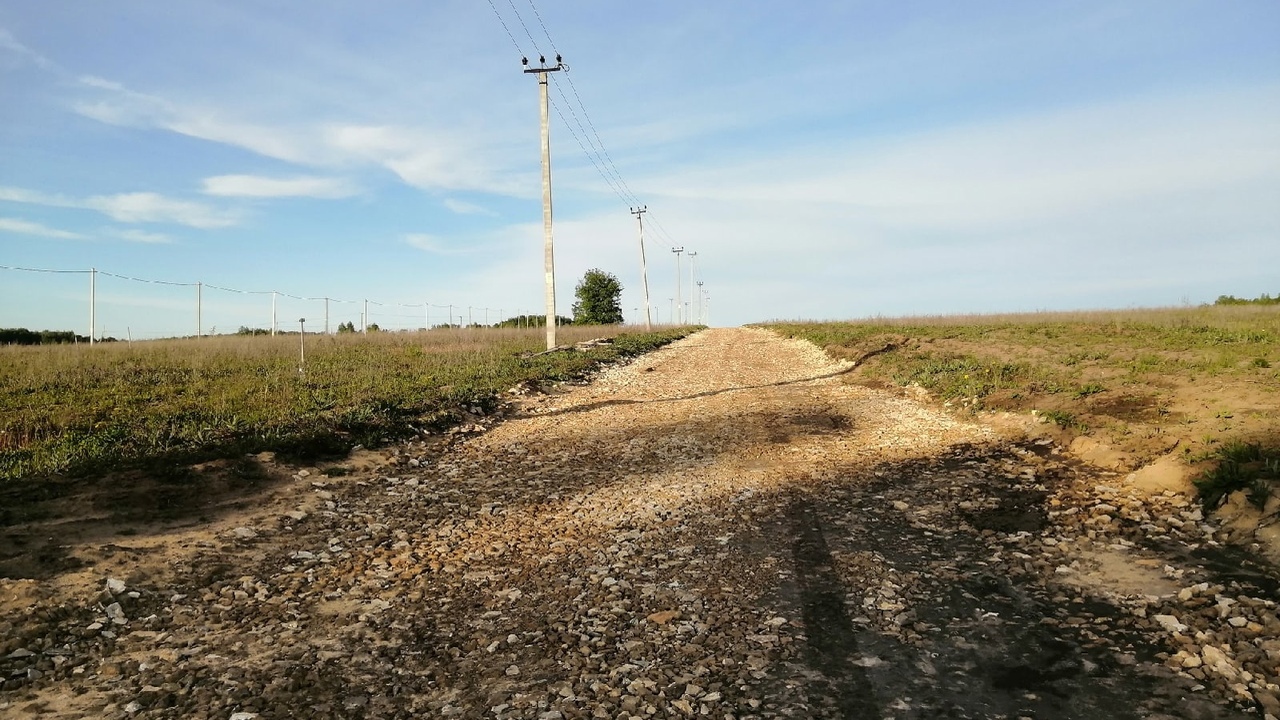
[2,327,1277,719]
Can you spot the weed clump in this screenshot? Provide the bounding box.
[1193,441,1280,510]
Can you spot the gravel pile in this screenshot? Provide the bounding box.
[1,328,1275,719]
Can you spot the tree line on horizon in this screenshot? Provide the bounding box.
[2,269,633,345]
[1214,293,1280,306]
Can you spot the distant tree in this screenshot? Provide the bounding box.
[1,328,88,345]
[367,323,381,332]
[1214,293,1279,306]
[337,321,356,333]
[572,269,624,325]
[494,314,573,328]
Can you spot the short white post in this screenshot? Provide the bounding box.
[89,267,97,345]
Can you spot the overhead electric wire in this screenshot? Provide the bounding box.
[525,0,557,54]
[0,264,90,274]
[485,0,524,56]
[98,270,195,287]
[504,0,543,56]
[491,0,687,250]
[549,83,634,207]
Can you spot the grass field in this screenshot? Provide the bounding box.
[0,325,695,483]
[764,305,1280,508]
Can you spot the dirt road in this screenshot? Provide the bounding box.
[2,328,1274,718]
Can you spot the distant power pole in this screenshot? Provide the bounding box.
[696,280,704,324]
[631,206,652,330]
[524,54,565,350]
[686,251,697,326]
[671,247,684,324]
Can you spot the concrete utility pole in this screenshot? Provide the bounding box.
[524,54,565,350]
[631,206,652,330]
[271,291,278,336]
[686,252,697,325]
[196,282,202,338]
[696,280,704,324]
[671,247,684,324]
[363,299,369,333]
[324,298,330,335]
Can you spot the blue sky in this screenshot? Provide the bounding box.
[1,1,1277,336]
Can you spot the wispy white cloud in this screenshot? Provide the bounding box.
[0,217,86,240]
[201,174,357,199]
[86,193,236,228]
[643,84,1280,233]
[324,124,533,196]
[442,198,496,216]
[73,76,316,164]
[403,233,492,256]
[70,76,537,197]
[0,185,236,228]
[110,228,174,244]
[0,186,78,207]
[0,27,54,70]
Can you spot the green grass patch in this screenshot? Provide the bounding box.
[1040,409,1089,432]
[881,352,1033,409]
[1193,441,1280,510]
[0,326,697,482]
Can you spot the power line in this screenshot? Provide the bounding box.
[484,0,524,56]
[98,270,195,287]
[562,73,642,205]
[526,0,557,53]
[504,0,542,56]
[505,1,656,216]
[484,0,689,258]
[0,264,90,274]
[549,89,633,207]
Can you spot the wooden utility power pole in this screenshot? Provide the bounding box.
[631,206,652,330]
[524,54,565,350]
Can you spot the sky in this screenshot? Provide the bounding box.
[1,1,1278,337]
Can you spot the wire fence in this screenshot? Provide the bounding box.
[0,264,556,342]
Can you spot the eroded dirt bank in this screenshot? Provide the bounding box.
[2,327,1277,718]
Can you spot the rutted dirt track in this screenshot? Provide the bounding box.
[2,328,1277,718]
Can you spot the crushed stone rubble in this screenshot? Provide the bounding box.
[0,328,1275,719]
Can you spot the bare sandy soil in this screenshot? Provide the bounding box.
[1,327,1276,718]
